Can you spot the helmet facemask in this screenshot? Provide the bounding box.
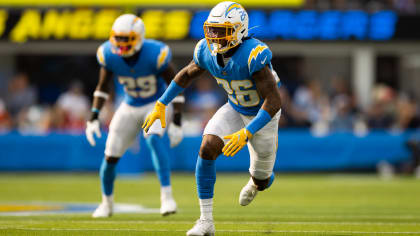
[204,21,243,55]
[110,30,141,57]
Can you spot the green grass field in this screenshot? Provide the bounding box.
[1,172,420,235]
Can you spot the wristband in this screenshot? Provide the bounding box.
[159,81,185,105]
[245,109,272,135]
[93,90,109,100]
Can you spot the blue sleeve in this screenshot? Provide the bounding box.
[96,43,107,67]
[245,109,272,135]
[247,44,272,75]
[96,42,112,71]
[193,39,206,69]
[156,43,172,74]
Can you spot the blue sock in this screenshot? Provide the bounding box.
[196,157,216,199]
[99,158,117,196]
[145,134,171,187]
[267,172,275,189]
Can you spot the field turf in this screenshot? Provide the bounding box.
[0,172,420,235]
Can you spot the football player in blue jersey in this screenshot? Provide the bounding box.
[142,1,282,235]
[85,14,184,218]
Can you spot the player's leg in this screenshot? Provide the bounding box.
[187,103,243,236]
[239,110,281,206]
[93,103,141,218]
[143,103,176,215]
[93,156,119,218]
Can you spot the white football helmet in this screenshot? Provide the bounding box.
[110,14,145,57]
[204,1,249,54]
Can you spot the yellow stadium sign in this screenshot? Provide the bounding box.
[4,8,192,43]
[0,0,304,8]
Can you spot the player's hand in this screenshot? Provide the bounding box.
[86,119,101,146]
[142,101,166,133]
[222,128,253,157]
[168,122,183,147]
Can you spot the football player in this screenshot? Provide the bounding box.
[142,2,282,235]
[86,14,184,218]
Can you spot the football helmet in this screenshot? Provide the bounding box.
[110,14,145,57]
[204,1,249,54]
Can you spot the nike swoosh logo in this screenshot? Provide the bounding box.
[261,56,267,64]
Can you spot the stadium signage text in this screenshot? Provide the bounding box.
[0,8,410,43]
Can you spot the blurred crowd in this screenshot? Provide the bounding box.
[0,71,419,136]
[304,0,418,14]
[279,77,420,136]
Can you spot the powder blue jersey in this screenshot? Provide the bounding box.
[96,39,172,107]
[193,38,279,116]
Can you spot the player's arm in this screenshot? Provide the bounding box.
[86,67,113,146]
[223,65,281,157]
[142,60,205,132]
[160,62,183,126]
[253,65,282,118]
[90,67,113,120]
[159,62,186,147]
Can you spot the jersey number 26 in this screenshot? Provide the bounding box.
[215,77,260,107]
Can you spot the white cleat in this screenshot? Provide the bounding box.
[92,202,113,218]
[186,219,215,236]
[160,197,177,216]
[239,179,258,206]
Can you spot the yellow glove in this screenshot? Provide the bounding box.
[222,128,253,157]
[142,101,166,132]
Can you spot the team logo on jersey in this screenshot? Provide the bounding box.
[157,46,169,69]
[248,45,268,70]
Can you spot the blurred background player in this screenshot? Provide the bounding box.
[85,14,184,217]
[142,2,281,235]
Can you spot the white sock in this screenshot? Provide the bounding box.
[161,185,173,200]
[199,198,213,221]
[102,194,113,205]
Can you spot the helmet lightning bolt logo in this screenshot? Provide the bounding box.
[225,3,243,16]
[248,45,268,70]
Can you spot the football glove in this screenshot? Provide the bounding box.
[168,122,183,147]
[222,128,253,157]
[143,101,166,133]
[86,119,101,146]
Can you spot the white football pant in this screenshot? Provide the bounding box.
[203,103,281,180]
[105,101,173,157]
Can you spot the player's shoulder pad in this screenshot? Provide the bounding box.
[193,38,207,68]
[244,38,272,75]
[145,39,172,71]
[96,41,110,67]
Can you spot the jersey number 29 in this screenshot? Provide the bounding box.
[118,75,157,98]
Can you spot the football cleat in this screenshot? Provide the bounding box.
[186,219,215,236]
[160,197,177,216]
[239,178,258,206]
[92,202,113,218]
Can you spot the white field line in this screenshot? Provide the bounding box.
[1,220,420,226]
[0,227,420,234]
[3,213,419,219]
